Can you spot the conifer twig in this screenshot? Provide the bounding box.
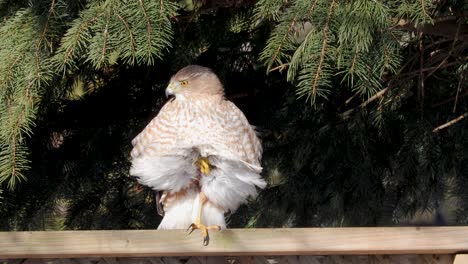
[269,63,290,72]
[311,0,336,98]
[350,47,358,74]
[2,53,24,87]
[420,0,429,19]
[433,112,468,132]
[360,87,389,108]
[138,0,153,53]
[340,64,397,115]
[8,79,32,186]
[160,0,164,15]
[452,73,464,113]
[425,18,462,79]
[432,90,468,108]
[418,35,425,111]
[400,56,468,78]
[116,14,136,58]
[101,16,109,62]
[62,15,102,66]
[35,0,55,78]
[268,14,298,69]
[268,0,319,70]
[345,93,358,106]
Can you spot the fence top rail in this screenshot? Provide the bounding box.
[1,227,468,259]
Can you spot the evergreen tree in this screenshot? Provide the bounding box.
[1,0,467,230]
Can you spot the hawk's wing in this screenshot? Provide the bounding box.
[131,102,177,158]
[200,100,266,212]
[223,101,263,167]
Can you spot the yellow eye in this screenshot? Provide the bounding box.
[180,80,188,87]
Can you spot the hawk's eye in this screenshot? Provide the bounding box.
[180,80,188,87]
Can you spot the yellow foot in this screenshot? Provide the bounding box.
[187,223,221,246]
[195,157,210,175]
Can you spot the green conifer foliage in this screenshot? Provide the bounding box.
[256,0,435,103]
[53,0,178,70]
[0,0,177,188]
[0,9,55,188]
[1,0,467,229]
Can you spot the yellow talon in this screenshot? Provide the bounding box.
[195,157,210,175]
[187,222,221,246]
[187,192,220,246]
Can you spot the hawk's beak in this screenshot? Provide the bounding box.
[165,83,175,98]
[165,88,174,98]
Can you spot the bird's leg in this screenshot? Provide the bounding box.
[187,192,221,245]
[188,157,221,246]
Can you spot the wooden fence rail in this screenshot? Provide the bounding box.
[1,227,468,263]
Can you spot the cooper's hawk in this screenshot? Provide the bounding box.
[130,65,265,245]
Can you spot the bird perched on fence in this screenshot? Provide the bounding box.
[130,65,266,245]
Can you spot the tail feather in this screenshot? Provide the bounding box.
[158,189,226,229]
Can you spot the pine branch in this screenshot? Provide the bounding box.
[420,0,429,19]
[361,87,389,108]
[268,14,298,70]
[432,112,468,133]
[60,12,103,69]
[55,0,177,69]
[159,0,164,18]
[0,6,59,187]
[139,0,153,61]
[452,73,465,113]
[0,10,36,187]
[269,63,290,72]
[400,56,468,78]
[432,90,468,108]
[340,87,389,118]
[9,83,30,184]
[0,1,179,188]
[311,0,335,99]
[425,18,462,79]
[1,52,24,88]
[115,13,136,59]
[418,35,425,109]
[268,0,318,72]
[34,0,56,80]
[253,0,284,22]
[349,47,358,75]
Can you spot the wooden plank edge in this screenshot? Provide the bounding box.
[454,254,468,264]
[1,227,468,259]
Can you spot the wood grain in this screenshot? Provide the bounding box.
[454,254,468,264]
[1,227,468,259]
[0,255,457,264]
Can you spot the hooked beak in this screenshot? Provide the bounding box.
[165,87,174,98]
[165,83,175,98]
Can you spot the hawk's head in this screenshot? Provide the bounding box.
[165,65,224,99]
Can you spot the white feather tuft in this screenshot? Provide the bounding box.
[200,157,266,212]
[158,189,226,229]
[130,148,198,192]
[158,189,196,229]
